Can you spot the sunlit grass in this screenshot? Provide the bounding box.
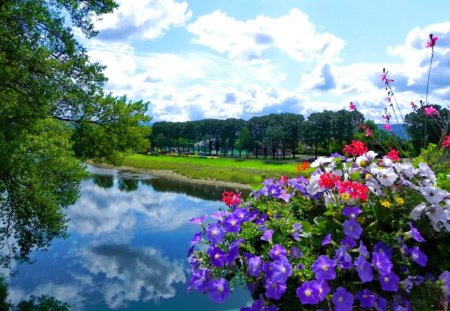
[122,154,312,186]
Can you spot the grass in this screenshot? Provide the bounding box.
[122,154,312,186]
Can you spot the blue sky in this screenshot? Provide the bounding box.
[78,0,450,122]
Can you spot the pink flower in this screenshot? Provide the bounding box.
[381,114,391,122]
[424,106,438,116]
[349,102,356,111]
[365,127,373,137]
[426,34,438,48]
[383,124,392,132]
[410,101,417,110]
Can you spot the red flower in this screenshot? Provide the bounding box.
[386,149,400,162]
[337,180,369,202]
[343,141,368,157]
[443,135,450,148]
[280,175,288,184]
[318,173,341,189]
[297,162,310,171]
[221,191,241,206]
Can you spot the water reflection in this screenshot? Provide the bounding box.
[8,165,250,310]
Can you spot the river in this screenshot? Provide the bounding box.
[7,165,250,310]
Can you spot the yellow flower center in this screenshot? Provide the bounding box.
[338,297,343,303]
[384,277,390,283]
[322,266,329,271]
[305,290,311,297]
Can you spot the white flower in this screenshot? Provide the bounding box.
[364,151,378,161]
[394,162,415,179]
[381,157,394,167]
[374,167,398,187]
[355,155,369,167]
[420,186,446,205]
[417,163,436,185]
[411,202,427,220]
[311,157,334,168]
[366,179,383,196]
[426,205,447,232]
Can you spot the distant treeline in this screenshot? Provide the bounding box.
[150,110,364,158]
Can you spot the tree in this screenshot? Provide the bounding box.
[0,0,150,264]
[405,105,449,153]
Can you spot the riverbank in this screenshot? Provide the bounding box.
[90,154,311,189]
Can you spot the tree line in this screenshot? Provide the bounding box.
[150,110,364,159]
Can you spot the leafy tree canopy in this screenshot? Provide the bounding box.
[0,0,150,264]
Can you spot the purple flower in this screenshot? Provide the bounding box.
[406,222,425,242]
[342,206,362,218]
[269,244,287,260]
[293,223,303,231]
[334,246,353,269]
[379,272,400,292]
[247,256,263,277]
[223,213,242,233]
[358,241,369,258]
[340,236,357,250]
[261,229,274,243]
[312,280,330,302]
[269,256,292,283]
[188,268,210,292]
[208,246,227,267]
[332,287,354,311]
[206,223,225,244]
[189,215,206,225]
[343,218,362,240]
[208,278,230,303]
[374,241,393,259]
[210,211,227,220]
[190,231,202,246]
[356,288,376,308]
[234,207,249,222]
[439,271,450,302]
[322,233,332,246]
[268,185,281,197]
[291,232,300,241]
[227,238,243,263]
[289,246,303,259]
[372,250,393,275]
[264,280,287,300]
[408,246,428,267]
[375,296,387,311]
[355,256,374,283]
[312,255,336,280]
[296,281,321,305]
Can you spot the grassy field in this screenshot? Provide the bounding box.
[122,154,312,186]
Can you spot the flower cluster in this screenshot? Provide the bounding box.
[188,141,450,310]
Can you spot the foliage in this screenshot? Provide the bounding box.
[0,0,150,264]
[188,142,450,310]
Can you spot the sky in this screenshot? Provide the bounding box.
[77,0,450,123]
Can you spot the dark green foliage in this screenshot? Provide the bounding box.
[0,0,150,264]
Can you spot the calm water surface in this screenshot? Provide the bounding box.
[8,165,251,310]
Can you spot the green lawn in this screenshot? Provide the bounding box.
[122,154,312,186]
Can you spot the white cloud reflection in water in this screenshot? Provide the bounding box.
[7,167,235,310]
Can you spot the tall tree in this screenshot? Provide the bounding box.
[0,0,150,264]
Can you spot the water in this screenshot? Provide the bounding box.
[7,165,251,310]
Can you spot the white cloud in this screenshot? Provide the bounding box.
[188,9,345,63]
[94,0,192,40]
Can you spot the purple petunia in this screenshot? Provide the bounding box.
[408,246,428,267]
[208,246,227,267]
[188,268,210,292]
[374,241,393,259]
[379,272,400,292]
[247,255,263,277]
[223,213,242,233]
[312,280,330,302]
[227,238,243,263]
[189,215,206,225]
[322,233,332,246]
[358,241,369,258]
[372,250,393,275]
[332,287,354,311]
[343,218,363,240]
[374,296,387,311]
[342,206,362,218]
[334,246,353,270]
[296,281,321,305]
[208,278,230,303]
[356,288,376,308]
[261,229,274,243]
[265,280,287,300]
[270,244,287,260]
[269,256,292,283]
[340,236,357,250]
[354,256,374,283]
[190,231,202,246]
[312,255,336,280]
[406,222,426,242]
[205,223,225,244]
[289,246,303,259]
